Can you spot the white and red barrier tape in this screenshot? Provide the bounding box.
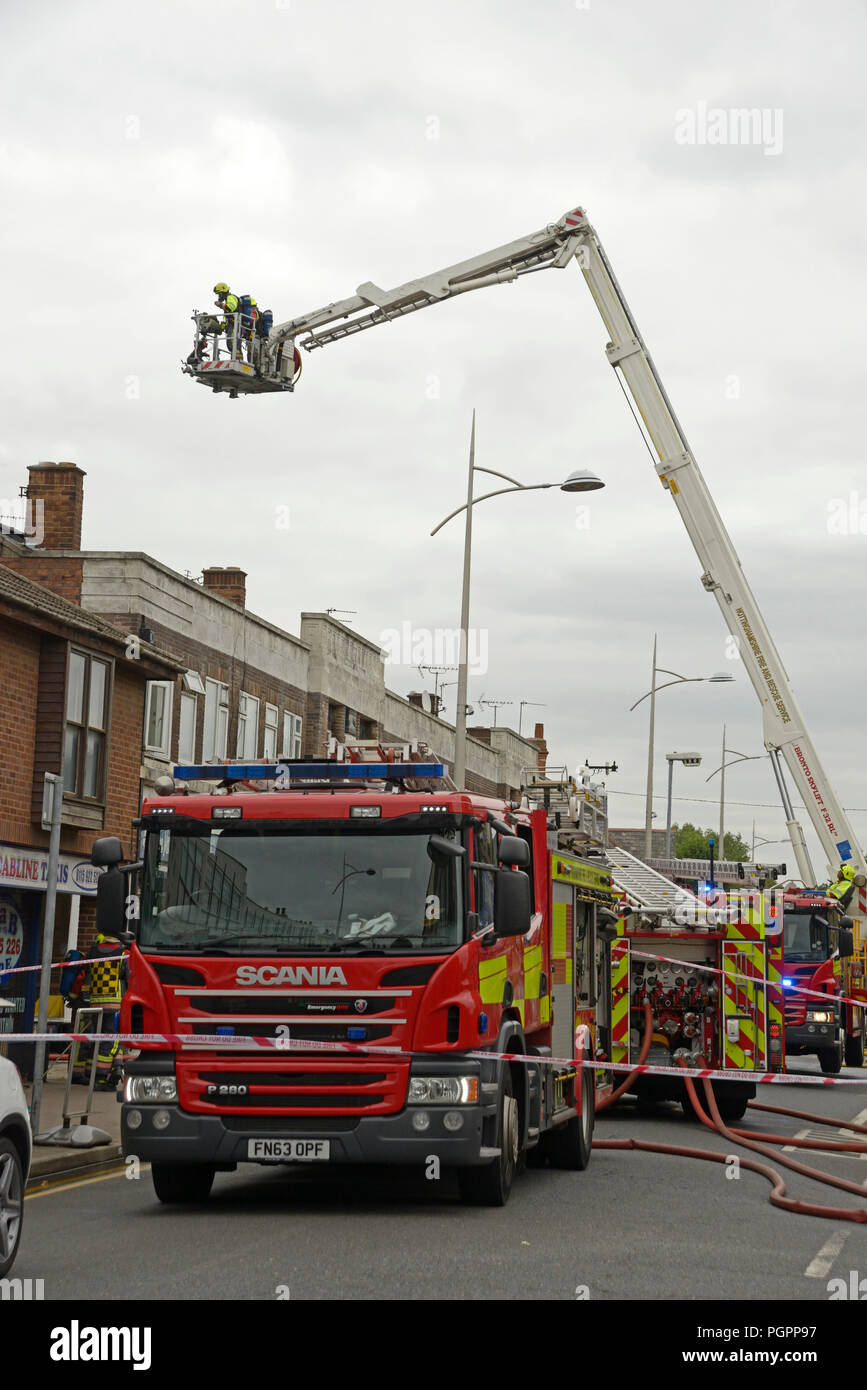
[0,953,127,977]
[4,947,861,1010]
[9,1031,867,1087]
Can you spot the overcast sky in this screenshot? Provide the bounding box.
[2,0,866,874]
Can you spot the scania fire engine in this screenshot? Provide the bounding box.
[92,751,618,1206]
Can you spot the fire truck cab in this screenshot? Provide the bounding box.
[780,889,861,1073]
[94,755,615,1206]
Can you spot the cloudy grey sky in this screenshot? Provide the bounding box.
[2,0,866,872]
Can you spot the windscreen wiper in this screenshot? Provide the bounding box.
[191,935,329,952]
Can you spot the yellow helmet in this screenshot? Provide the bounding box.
[213,281,230,295]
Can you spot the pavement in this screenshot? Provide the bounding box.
[24,1055,123,1186]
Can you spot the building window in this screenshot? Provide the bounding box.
[263,703,279,761]
[144,681,173,757]
[236,692,260,760]
[282,711,303,759]
[202,679,229,761]
[182,670,206,695]
[63,650,110,800]
[178,692,197,763]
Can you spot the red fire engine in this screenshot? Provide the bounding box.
[779,888,864,1073]
[606,848,786,1119]
[92,753,617,1206]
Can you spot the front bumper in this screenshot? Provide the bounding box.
[786,1020,838,1053]
[122,1103,496,1166]
[121,1055,500,1167]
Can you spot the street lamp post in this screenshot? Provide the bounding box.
[630,641,734,859]
[751,824,790,859]
[665,751,702,859]
[704,726,762,852]
[431,411,604,789]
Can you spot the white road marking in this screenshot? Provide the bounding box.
[849,1106,867,1128]
[805,1229,851,1279]
[783,1127,867,1159]
[783,1127,810,1153]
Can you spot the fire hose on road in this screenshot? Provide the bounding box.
[592,1044,867,1224]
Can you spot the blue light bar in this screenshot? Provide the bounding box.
[172,762,445,782]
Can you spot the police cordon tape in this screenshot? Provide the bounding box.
[9,1031,867,1087]
[0,953,128,977]
[6,944,862,1013]
[5,942,862,1009]
[612,941,867,1013]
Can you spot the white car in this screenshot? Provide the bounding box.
[0,1054,31,1276]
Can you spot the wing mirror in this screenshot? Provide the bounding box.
[497,835,529,868]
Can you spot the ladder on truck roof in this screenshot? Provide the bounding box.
[171,760,447,788]
[606,844,702,917]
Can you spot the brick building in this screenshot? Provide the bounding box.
[0,559,179,1070]
[3,462,542,800]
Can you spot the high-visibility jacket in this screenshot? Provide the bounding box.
[69,934,126,1007]
[828,866,857,911]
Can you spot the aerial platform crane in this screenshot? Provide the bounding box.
[182,207,866,915]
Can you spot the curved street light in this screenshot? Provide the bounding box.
[431,411,605,789]
[704,724,763,845]
[631,634,734,858]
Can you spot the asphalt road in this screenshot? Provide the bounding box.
[20,1059,867,1301]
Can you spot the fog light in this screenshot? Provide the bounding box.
[411,1111,430,1132]
[126,1109,142,1130]
[153,1109,171,1130]
[443,1111,463,1132]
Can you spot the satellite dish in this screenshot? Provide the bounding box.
[421,691,434,714]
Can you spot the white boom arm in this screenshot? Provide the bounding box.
[265,217,584,358]
[567,209,864,886]
[266,206,864,886]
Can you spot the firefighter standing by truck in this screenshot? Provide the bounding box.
[65,930,128,1088]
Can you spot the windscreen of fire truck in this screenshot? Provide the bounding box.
[140,822,464,953]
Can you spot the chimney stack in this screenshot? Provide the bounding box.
[26,461,86,550]
[202,566,247,607]
[408,691,441,717]
[528,721,548,777]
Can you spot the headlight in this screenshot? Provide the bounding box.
[124,1076,178,1103]
[806,1011,834,1023]
[408,1076,479,1105]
